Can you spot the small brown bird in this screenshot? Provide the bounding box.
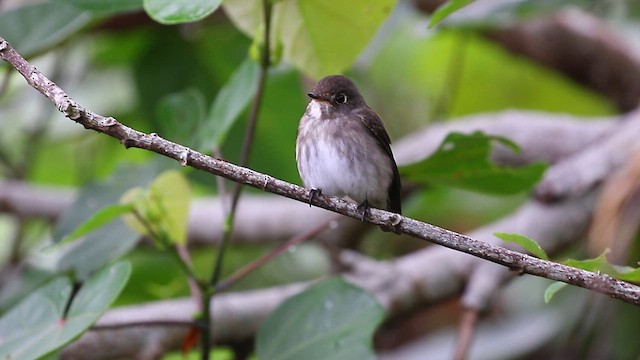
[295,75,401,216]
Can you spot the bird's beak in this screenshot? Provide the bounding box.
[307,92,329,103]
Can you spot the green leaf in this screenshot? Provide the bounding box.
[0,2,92,57]
[61,203,135,244]
[613,266,640,283]
[0,261,131,360]
[223,0,396,79]
[156,88,207,147]
[399,131,547,194]
[256,277,384,360]
[197,57,260,151]
[561,252,614,274]
[560,251,640,284]
[148,171,191,245]
[57,0,143,15]
[543,281,567,303]
[494,232,549,260]
[429,0,474,28]
[143,0,222,24]
[119,171,191,245]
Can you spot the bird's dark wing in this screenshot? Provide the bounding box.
[355,107,402,214]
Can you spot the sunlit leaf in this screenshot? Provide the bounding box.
[400,131,547,194]
[256,277,384,360]
[119,171,191,245]
[0,261,131,360]
[143,0,221,24]
[148,171,191,245]
[119,187,149,235]
[494,232,549,260]
[223,0,396,79]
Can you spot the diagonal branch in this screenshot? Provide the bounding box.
[1,36,639,306]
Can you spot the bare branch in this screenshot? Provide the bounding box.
[1,36,639,305]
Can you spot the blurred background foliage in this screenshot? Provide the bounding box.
[1,0,639,359]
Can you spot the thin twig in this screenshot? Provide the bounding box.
[216,215,340,292]
[453,308,479,360]
[2,36,640,306]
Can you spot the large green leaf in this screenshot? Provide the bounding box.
[223,0,396,79]
[0,261,131,360]
[400,131,547,194]
[256,277,384,360]
[57,0,143,15]
[143,0,222,24]
[0,2,92,57]
[197,57,259,151]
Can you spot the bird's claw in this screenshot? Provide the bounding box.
[308,188,322,207]
[357,200,370,222]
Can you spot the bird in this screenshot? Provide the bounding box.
[295,75,401,219]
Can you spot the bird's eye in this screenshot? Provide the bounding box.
[335,92,347,104]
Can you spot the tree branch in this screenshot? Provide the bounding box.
[1,36,639,306]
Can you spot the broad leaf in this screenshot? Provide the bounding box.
[400,131,547,194]
[198,57,259,151]
[0,2,92,57]
[256,277,384,360]
[494,232,549,260]
[0,261,131,360]
[429,0,474,28]
[143,0,222,24]
[223,0,396,79]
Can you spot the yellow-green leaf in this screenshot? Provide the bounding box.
[148,170,191,245]
[223,0,396,79]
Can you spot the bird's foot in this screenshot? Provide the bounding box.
[357,200,370,221]
[308,188,322,207]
